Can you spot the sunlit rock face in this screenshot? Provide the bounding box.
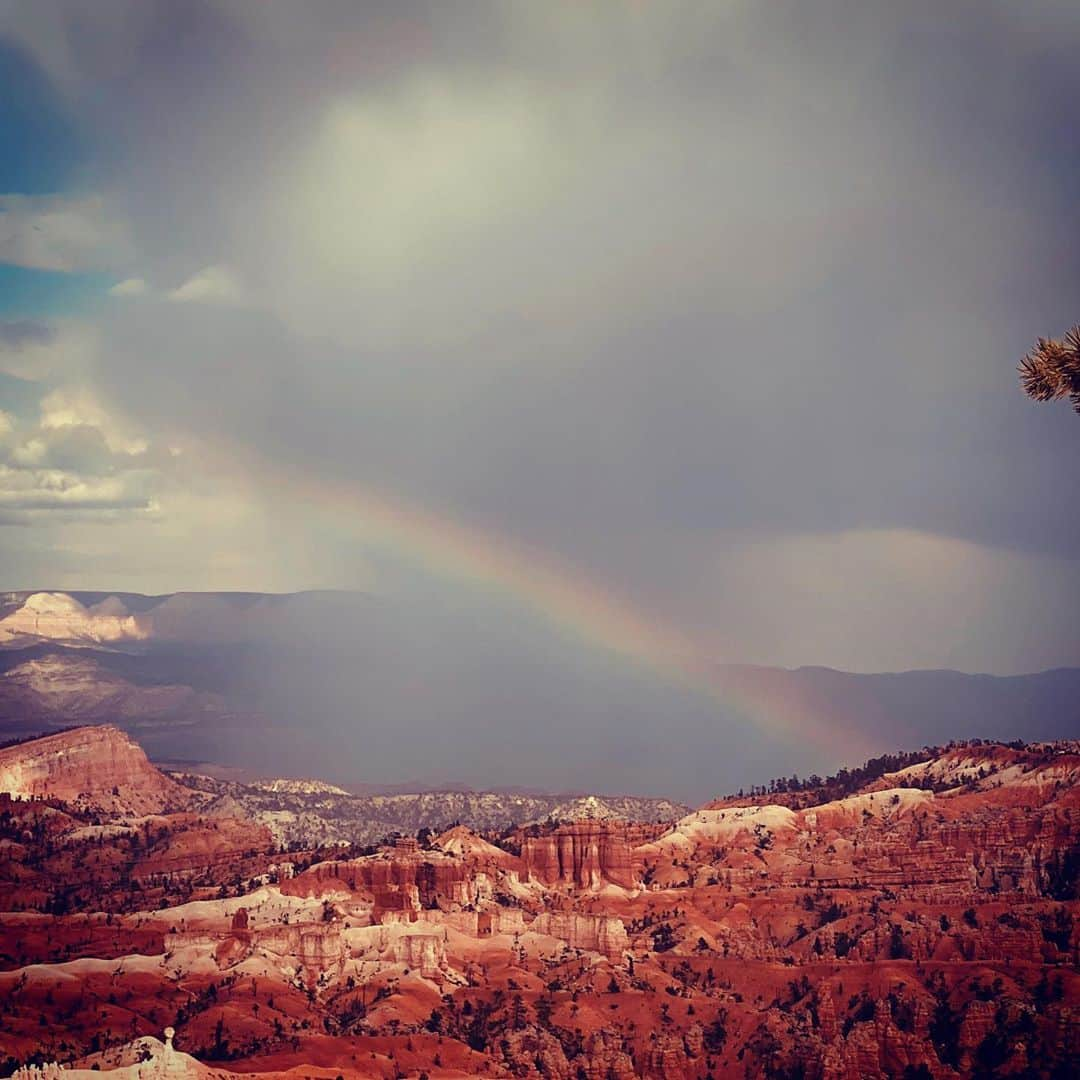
[0,724,191,814]
[531,911,629,960]
[0,592,148,649]
[0,590,296,650]
[3,734,1080,1079]
[520,820,645,889]
[280,843,483,913]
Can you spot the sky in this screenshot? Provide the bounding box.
[1,0,1079,684]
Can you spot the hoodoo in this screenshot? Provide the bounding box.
[2,731,1080,1078]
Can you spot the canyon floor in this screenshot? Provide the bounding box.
[1,726,1078,1079]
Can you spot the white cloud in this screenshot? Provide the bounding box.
[168,265,251,306]
[0,380,168,518]
[0,194,132,272]
[0,463,155,511]
[8,437,47,467]
[0,465,378,595]
[108,276,148,296]
[38,384,148,455]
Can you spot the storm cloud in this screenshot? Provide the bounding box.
[1,1,1078,680]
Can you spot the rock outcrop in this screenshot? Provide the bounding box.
[0,593,146,649]
[0,725,191,815]
[282,846,482,912]
[4,735,1080,1080]
[531,911,629,960]
[520,821,641,889]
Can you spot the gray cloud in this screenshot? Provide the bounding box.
[1,1,1078,676]
[0,193,131,271]
[0,322,53,348]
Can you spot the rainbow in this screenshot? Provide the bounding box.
[279,469,877,757]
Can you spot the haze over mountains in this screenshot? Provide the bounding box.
[0,590,1076,805]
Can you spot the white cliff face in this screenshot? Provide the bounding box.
[0,592,149,648]
[0,591,288,649]
[255,778,353,797]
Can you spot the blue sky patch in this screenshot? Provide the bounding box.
[0,41,85,195]
[0,264,112,319]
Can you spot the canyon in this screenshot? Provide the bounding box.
[0,727,1077,1078]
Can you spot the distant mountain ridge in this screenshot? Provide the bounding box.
[715,661,1080,749]
[171,768,689,848]
[0,590,1077,802]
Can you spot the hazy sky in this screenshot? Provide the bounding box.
[1,1,1079,676]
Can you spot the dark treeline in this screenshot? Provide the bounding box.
[727,738,1047,806]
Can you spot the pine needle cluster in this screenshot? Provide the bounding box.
[1019,326,1080,413]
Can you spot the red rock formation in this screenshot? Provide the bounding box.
[582,1030,637,1080]
[4,734,1080,1080]
[282,848,479,911]
[532,911,629,960]
[0,725,191,815]
[394,931,446,978]
[254,922,346,983]
[520,821,639,889]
